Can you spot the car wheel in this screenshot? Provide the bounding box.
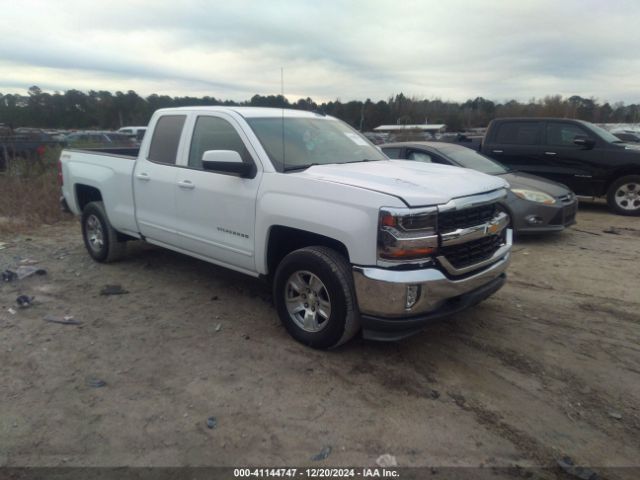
[273,246,359,349]
[81,201,127,262]
[607,175,640,216]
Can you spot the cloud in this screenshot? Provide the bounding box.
[1,0,639,103]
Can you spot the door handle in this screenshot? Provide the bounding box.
[492,150,503,154]
[545,151,557,156]
[177,180,195,190]
[136,173,150,181]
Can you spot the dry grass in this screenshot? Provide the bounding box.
[0,148,71,235]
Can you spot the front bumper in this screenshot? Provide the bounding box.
[511,198,578,234]
[352,234,511,341]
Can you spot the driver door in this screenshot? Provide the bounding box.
[174,113,261,272]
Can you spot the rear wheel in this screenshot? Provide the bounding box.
[81,201,127,262]
[273,246,359,349]
[607,175,640,216]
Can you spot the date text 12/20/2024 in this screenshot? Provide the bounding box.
[233,468,399,478]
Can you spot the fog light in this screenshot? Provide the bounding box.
[405,285,421,310]
[525,215,544,225]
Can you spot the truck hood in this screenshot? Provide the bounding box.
[296,160,508,207]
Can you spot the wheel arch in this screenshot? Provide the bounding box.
[265,225,350,278]
[603,168,640,196]
[75,184,103,212]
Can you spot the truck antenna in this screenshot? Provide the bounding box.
[281,67,285,171]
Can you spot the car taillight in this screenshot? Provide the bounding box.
[36,145,46,157]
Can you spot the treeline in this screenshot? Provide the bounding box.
[1,86,639,132]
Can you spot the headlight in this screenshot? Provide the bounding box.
[377,207,438,266]
[511,189,556,205]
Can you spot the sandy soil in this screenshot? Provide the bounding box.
[1,201,639,477]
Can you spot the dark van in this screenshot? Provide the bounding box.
[481,118,640,215]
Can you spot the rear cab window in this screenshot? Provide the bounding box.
[148,115,186,165]
[494,122,542,145]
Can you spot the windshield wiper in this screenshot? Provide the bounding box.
[341,158,382,164]
[283,163,320,172]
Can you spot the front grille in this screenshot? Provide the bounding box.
[438,203,496,232]
[558,193,574,204]
[440,234,503,269]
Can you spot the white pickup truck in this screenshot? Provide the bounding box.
[60,107,512,348]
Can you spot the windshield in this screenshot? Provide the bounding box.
[587,122,625,143]
[438,146,509,175]
[246,117,386,172]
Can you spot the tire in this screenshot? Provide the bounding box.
[81,201,127,262]
[273,246,360,349]
[606,175,640,216]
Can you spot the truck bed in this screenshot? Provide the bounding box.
[60,147,140,237]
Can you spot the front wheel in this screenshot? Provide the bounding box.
[273,246,359,349]
[607,175,640,216]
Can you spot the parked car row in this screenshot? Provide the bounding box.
[480,118,640,216]
[381,142,577,234]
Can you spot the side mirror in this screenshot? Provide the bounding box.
[573,135,595,148]
[201,150,252,177]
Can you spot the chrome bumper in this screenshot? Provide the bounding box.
[353,230,512,318]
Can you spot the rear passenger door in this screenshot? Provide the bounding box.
[133,114,187,246]
[484,121,546,174]
[541,121,601,195]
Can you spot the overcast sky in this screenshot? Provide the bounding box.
[1,0,639,103]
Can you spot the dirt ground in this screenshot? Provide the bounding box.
[1,201,639,477]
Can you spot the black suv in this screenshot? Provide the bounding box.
[481,118,640,215]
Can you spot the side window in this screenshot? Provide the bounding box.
[382,147,402,159]
[148,115,186,165]
[407,151,432,163]
[546,123,590,146]
[188,116,251,169]
[495,122,541,145]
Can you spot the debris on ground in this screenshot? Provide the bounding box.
[19,258,39,265]
[86,378,107,388]
[311,446,332,461]
[2,270,17,282]
[215,323,222,332]
[376,454,398,467]
[100,284,129,296]
[0,242,9,250]
[206,417,217,429]
[8,307,17,315]
[44,314,82,325]
[557,456,601,480]
[603,227,620,235]
[608,411,622,420]
[16,295,34,308]
[211,296,219,301]
[2,266,45,281]
[15,266,47,280]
